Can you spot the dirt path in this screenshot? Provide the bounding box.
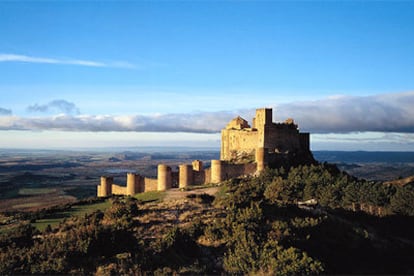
[163,186,220,201]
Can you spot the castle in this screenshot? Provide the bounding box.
[97,108,314,197]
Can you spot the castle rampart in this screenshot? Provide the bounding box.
[97,107,314,197]
[223,162,257,180]
[143,178,158,192]
[111,184,127,195]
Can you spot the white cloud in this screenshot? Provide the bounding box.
[0,53,135,69]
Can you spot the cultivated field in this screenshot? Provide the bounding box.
[0,148,219,212]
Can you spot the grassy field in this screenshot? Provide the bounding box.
[31,190,167,231]
[134,191,165,203]
[18,187,57,196]
[32,200,111,231]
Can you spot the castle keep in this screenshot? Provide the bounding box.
[97,108,314,197]
[221,108,312,166]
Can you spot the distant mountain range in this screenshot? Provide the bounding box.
[1,148,413,164]
[313,151,414,164]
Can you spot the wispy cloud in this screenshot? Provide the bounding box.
[0,107,12,116]
[1,92,414,134]
[0,53,135,69]
[27,100,80,115]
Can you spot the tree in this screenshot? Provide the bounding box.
[390,186,414,216]
[260,240,324,275]
[264,177,286,204]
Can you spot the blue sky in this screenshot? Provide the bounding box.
[0,1,414,150]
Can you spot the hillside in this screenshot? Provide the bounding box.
[2,164,414,274]
[313,151,414,181]
[385,175,414,187]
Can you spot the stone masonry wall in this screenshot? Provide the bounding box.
[111,184,127,195]
[193,170,207,185]
[264,126,302,153]
[144,178,158,192]
[203,168,212,184]
[222,162,257,180]
[221,129,258,160]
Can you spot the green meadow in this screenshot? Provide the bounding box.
[32,200,111,231]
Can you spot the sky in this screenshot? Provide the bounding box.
[0,1,414,151]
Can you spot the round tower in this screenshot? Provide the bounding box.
[255,147,267,172]
[158,164,172,191]
[192,160,203,172]
[211,160,223,183]
[179,164,193,188]
[100,176,113,197]
[127,173,141,196]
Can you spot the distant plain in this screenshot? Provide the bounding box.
[0,148,413,212]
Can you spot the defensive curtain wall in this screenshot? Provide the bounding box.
[97,108,314,197]
[97,160,257,197]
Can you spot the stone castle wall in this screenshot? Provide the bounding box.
[111,184,127,195]
[299,133,310,153]
[201,168,211,184]
[263,126,302,153]
[97,160,258,197]
[223,162,257,180]
[221,128,258,160]
[143,178,158,192]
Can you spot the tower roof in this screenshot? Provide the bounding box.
[226,116,250,130]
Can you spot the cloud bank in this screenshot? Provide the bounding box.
[0,92,413,134]
[0,53,135,69]
[0,112,236,133]
[276,92,414,133]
